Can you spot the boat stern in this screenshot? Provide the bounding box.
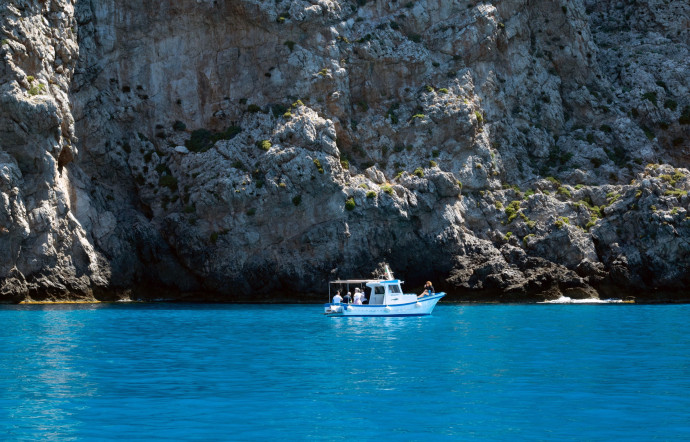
[324,303,344,315]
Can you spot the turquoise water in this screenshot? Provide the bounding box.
[1,303,689,440]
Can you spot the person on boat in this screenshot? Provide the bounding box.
[344,291,352,304]
[419,281,434,298]
[353,289,363,305]
[333,291,343,304]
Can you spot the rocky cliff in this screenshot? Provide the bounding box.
[1,0,689,303]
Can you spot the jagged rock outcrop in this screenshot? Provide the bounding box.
[1,0,689,303]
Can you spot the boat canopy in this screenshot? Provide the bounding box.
[330,279,376,284]
[330,279,403,284]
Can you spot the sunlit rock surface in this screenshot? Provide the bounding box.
[1,0,689,302]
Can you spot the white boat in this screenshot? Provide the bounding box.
[323,270,445,317]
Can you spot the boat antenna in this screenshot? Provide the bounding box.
[384,264,394,280]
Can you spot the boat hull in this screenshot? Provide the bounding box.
[324,293,445,317]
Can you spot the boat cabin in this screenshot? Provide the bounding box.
[366,279,418,305]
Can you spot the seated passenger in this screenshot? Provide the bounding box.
[419,281,434,298]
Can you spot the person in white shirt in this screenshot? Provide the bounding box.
[333,290,343,304]
[353,288,363,305]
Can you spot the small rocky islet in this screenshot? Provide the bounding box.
[1,0,689,303]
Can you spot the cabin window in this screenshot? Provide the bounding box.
[388,285,402,294]
[374,286,385,295]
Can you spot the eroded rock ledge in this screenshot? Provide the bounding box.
[1,0,689,303]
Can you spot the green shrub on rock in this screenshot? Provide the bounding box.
[184,129,213,152]
[642,125,655,140]
[679,106,690,125]
[28,83,46,96]
[504,201,521,223]
[219,125,242,140]
[642,91,657,106]
[159,174,178,191]
[186,126,242,153]
[665,189,687,197]
[664,99,678,111]
[557,186,571,198]
[257,140,271,151]
[585,216,598,231]
[313,158,324,174]
[345,197,356,211]
[554,216,570,229]
[606,192,621,204]
[523,234,534,246]
[474,111,484,125]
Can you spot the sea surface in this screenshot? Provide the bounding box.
[1,303,689,441]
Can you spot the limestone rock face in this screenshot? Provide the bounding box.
[1,0,689,302]
[0,0,109,302]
